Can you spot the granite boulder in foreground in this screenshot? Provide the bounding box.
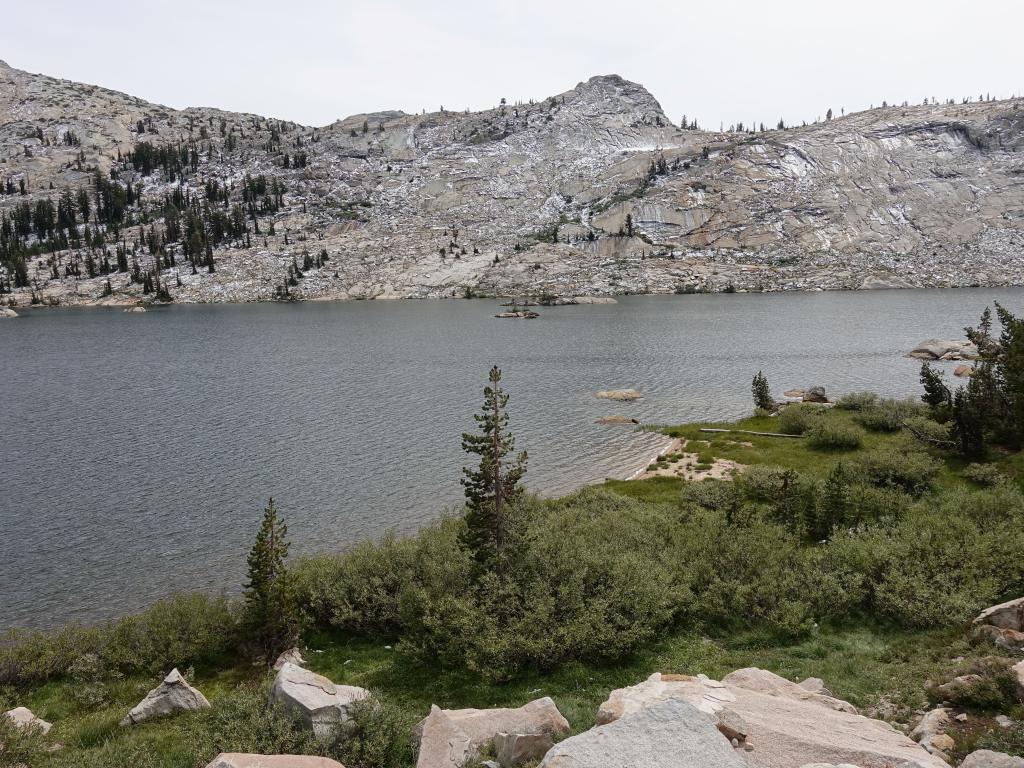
[415,696,569,768]
[120,668,210,726]
[204,755,346,768]
[546,668,945,768]
[269,662,370,740]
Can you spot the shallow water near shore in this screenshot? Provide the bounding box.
[3,288,1023,630]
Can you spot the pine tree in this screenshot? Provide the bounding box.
[813,462,850,539]
[751,371,774,412]
[244,498,297,660]
[919,362,952,417]
[460,366,528,569]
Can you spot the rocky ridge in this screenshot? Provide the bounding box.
[1,60,1024,307]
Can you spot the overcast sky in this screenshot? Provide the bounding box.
[3,0,1022,130]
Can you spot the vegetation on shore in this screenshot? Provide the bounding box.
[4,311,1024,767]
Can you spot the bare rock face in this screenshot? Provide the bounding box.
[961,750,1024,768]
[4,706,52,734]
[269,663,369,740]
[414,697,569,768]
[204,755,346,768]
[594,669,945,768]
[539,698,746,768]
[120,668,210,726]
[6,60,1024,308]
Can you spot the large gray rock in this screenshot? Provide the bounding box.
[415,697,569,768]
[4,706,52,734]
[961,750,1024,768]
[0,307,18,318]
[539,697,745,768]
[908,339,980,360]
[269,662,369,740]
[120,668,210,726]
[974,624,1024,652]
[974,596,1024,631]
[273,647,306,671]
[595,669,946,768]
[204,755,346,768]
[909,707,950,755]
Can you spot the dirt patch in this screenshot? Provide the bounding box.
[636,438,744,482]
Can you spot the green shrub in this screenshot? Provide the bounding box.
[962,462,1005,487]
[777,403,827,435]
[903,415,952,445]
[680,479,743,512]
[849,443,940,496]
[836,392,879,411]
[806,420,865,450]
[927,658,1020,712]
[821,485,1024,627]
[0,593,238,687]
[0,715,49,766]
[977,720,1024,759]
[854,399,926,432]
[184,680,317,761]
[328,696,418,768]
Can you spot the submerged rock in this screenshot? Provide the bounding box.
[595,415,640,425]
[0,307,18,318]
[595,389,643,401]
[120,668,210,726]
[908,339,979,360]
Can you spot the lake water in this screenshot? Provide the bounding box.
[3,288,1023,630]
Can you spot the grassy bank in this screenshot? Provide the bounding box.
[4,397,1024,767]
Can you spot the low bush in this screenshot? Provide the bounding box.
[849,443,940,496]
[962,462,1005,487]
[777,403,827,435]
[854,399,926,433]
[0,593,238,687]
[927,659,1020,713]
[836,391,879,411]
[806,420,865,450]
[329,696,418,768]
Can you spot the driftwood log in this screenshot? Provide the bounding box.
[698,428,802,438]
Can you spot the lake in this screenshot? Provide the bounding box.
[2,288,1021,630]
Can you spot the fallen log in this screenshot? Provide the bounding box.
[699,428,802,438]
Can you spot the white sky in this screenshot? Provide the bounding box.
[3,0,1022,130]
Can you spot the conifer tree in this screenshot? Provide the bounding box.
[812,462,850,539]
[751,371,774,412]
[460,366,528,569]
[244,498,297,660]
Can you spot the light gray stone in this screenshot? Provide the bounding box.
[539,698,745,768]
[204,755,346,768]
[4,706,52,734]
[273,647,306,671]
[961,750,1024,768]
[975,597,1024,632]
[268,662,369,740]
[120,668,210,726]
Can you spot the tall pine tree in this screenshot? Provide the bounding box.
[460,366,528,569]
[244,498,297,660]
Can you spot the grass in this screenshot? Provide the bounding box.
[8,622,1001,767]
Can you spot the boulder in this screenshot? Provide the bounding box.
[120,668,210,726]
[1013,660,1024,702]
[595,669,946,768]
[494,731,555,767]
[273,647,306,671]
[910,707,950,754]
[936,674,983,698]
[415,697,569,768]
[974,624,1024,652]
[269,663,368,739]
[0,307,18,318]
[205,755,346,768]
[961,750,1024,768]
[803,386,829,403]
[4,706,52,734]
[539,697,745,768]
[908,339,979,360]
[595,415,640,425]
[595,389,643,401]
[974,596,1024,631]
[954,364,974,377]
